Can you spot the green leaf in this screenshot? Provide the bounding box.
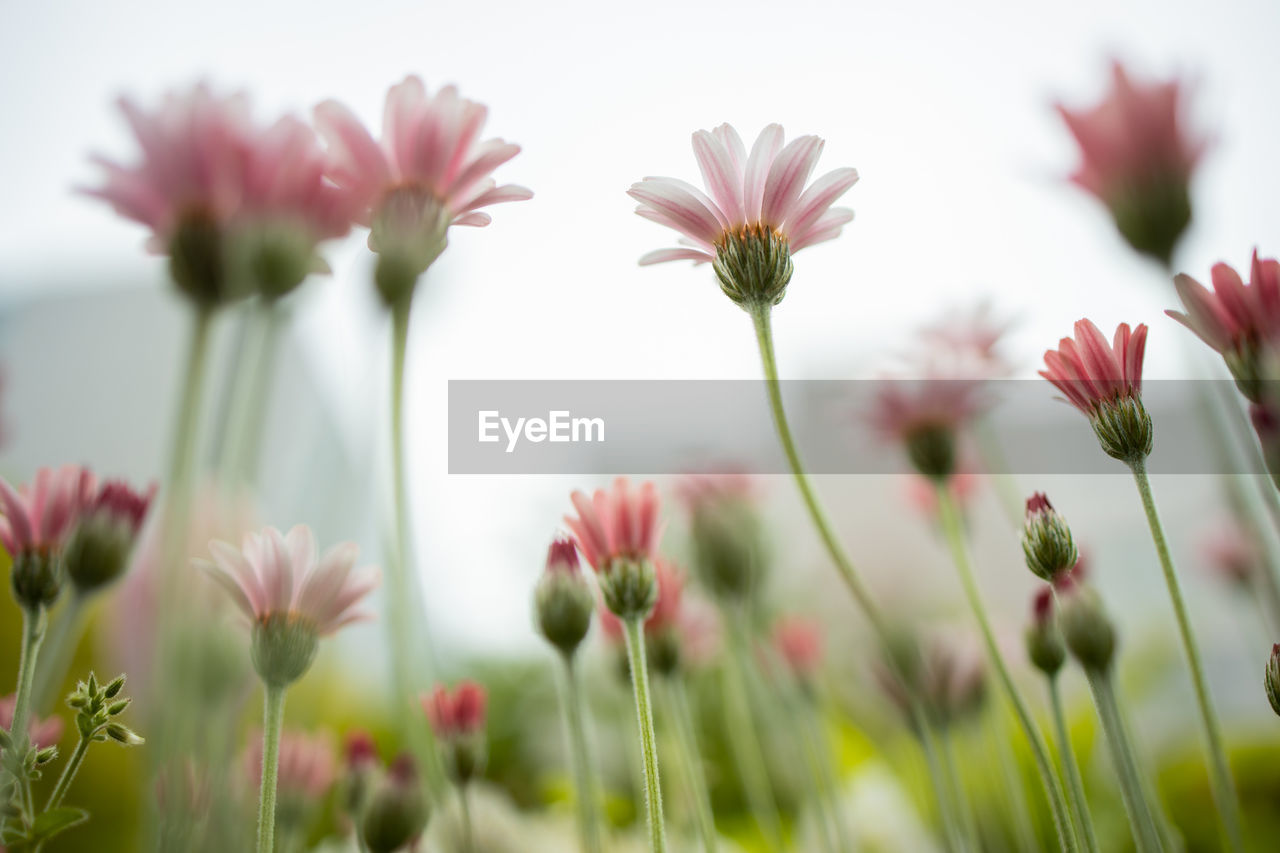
[28,806,90,844]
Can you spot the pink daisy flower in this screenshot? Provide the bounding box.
[1057,62,1204,263]
[422,681,487,739]
[198,524,379,636]
[0,466,95,558]
[630,123,857,267]
[314,76,531,292]
[564,478,662,573]
[1040,320,1148,416]
[1169,251,1280,402]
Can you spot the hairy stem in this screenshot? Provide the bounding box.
[662,676,718,853]
[31,594,86,715]
[256,685,286,853]
[622,616,667,853]
[44,735,91,812]
[935,487,1077,852]
[1129,460,1243,852]
[1085,669,1163,852]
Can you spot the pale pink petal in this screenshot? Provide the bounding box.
[742,124,785,222]
[761,135,823,227]
[639,247,714,266]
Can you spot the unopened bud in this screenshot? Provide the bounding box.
[1025,588,1066,676]
[534,539,595,658]
[687,493,769,602]
[1266,644,1280,718]
[1058,584,1116,672]
[1021,494,1079,583]
[360,755,428,853]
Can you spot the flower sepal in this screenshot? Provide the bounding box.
[598,557,658,622]
[714,226,794,310]
[251,613,320,688]
[10,549,63,611]
[1089,395,1153,464]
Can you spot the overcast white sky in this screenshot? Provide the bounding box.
[2,0,1279,659]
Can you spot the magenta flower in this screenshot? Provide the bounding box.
[246,728,336,800]
[199,524,379,636]
[314,76,531,300]
[422,681,487,739]
[630,123,857,307]
[564,478,662,573]
[1040,320,1148,415]
[0,465,93,558]
[1057,62,1203,264]
[1169,251,1280,403]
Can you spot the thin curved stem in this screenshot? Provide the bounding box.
[7,607,46,753]
[916,716,967,853]
[256,685,286,853]
[220,302,284,487]
[936,725,978,852]
[722,607,784,852]
[1084,669,1163,851]
[460,784,475,853]
[800,699,853,853]
[661,677,718,853]
[44,734,91,812]
[748,303,889,638]
[557,654,605,853]
[622,616,667,853]
[1128,460,1243,851]
[989,703,1039,852]
[935,487,1077,852]
[1048,678,1100,853]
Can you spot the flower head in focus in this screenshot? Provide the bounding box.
[315,76,532,305]
[197,524,380,687]
[1169,251,1280,404]
[1040,319,1152,463]
[422,681,487,785]
[565,478,662,620]
[1,466,95,609]
[630,123,858,309]
[64,478,156,595]
[1021,493,1079,583]
[1057,62,1204,265]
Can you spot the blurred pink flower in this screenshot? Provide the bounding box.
[0,693,64,750]
[1198,519,1259,587]
[905,468,980,519]
[773,616,823,680]
[1057,62,1203,208]
[197,524,379,636]
[245,728,336,799]
[0,465,94,557]
[915,300,1017,379]
[564,478,662,572]
[344,730,379,772]
[82,479,156,537]
[870,380,982,443]
[1031,586,1055,626]
[674,472,758,512]
[1040,320,1148,415]
[422,681,487,739]
[629,123,857,266]
[314,76,531,233]
[544,536,583,576]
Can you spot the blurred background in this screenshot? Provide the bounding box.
[2,0,1279,849]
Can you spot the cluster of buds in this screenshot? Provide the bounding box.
[678,474,770,602]
[1021,493,1079,583]
[1025,588,1067,678]
[534,538,596,659]
[423,681,488,787]
[67,672,144,748]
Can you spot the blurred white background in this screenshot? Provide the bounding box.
[0,0,1278,705]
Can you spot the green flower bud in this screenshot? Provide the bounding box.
[687,493,769,602]
[597,557,657,622]
[1021,493,1079,583]
[1059,584,1116,672]
[1090,396,1153,465]
[360,756,428,853]
[1025,588,1066,676]
[534,539,595,658]
[10,548,63,610]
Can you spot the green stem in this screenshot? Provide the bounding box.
[219,302,281,487]
[799,699,852,853]
[937,725,978,852]
[256,685,287,853]
[386,296,445,799]
[557,654,605,853]
[722,607,784,852]
[916,716,967,852]
[1128,461,1244,852]
[1084,669,1163,851]
[935,487,1077,852]
[460,784,474,853]
[31,594,86,714]
[7,606,46,754]
[748,303,890,637]
[44,735,91,812]
[661,676,718,853]
[1048,678,1100,853]
[622,615,667,853]
[989,703,1039,852]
